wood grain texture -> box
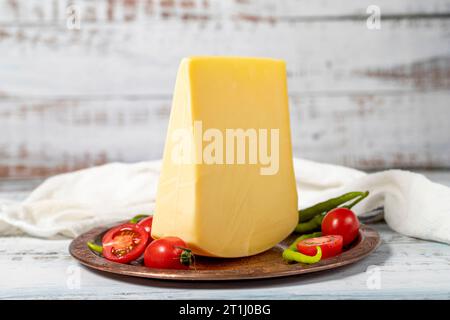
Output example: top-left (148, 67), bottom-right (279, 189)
top-left (1, 0), bottom-right (450, 23)
top-left (0, 97), bottom-right (170, 177)
top-left (1, 91), bottom-right (448, 178)
top-left (0, 0), bottom-right (450, 177)
top-left (2, 17), bottom-right (450, 96)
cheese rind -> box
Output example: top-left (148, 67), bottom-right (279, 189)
top-left (152, 57), bottom-right (298, 258)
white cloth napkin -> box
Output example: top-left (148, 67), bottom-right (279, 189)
top-left (1, 159), bottom-right (449, 244)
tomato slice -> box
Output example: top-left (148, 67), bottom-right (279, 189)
top-left (102, 223), bottom-right (149, 264)
top-left (297, 235), bottom-right (343, 259)
top-left (137, 216), bottom-right (154, 240)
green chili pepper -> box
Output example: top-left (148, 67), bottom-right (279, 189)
top-left (87, 241), bottom-right (103, 254)
top-left (298, 191), bottom-right (369, 222)
top-left (343, 191), bottom-right (369, 210)
top-left (282, 246), bottom-right (322, 264)
top-left (282, 231), bottom-right (322, 264)
top-left (129, 214), bottom-right (150, 224)
top-left (295, 214), bottom-right (324, 234)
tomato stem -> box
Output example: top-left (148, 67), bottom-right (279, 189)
top-left (179, 248), bottom-right (194, 267)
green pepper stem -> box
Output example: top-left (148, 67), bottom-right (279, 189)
top-left (299, 191), bottom-right (368, 222)
top-left (87, 241), bottom-right (103, 254)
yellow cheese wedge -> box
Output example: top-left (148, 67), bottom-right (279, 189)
top-left (152, 57), bottom-right (298, 258)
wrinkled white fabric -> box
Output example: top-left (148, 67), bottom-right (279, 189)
top-left (1, 158), bottom-right (449, 244)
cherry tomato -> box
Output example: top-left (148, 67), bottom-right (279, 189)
top-left (321, 207), bottom-right (360, 246)
top-left (144, 237), bottom-right (193, 270)
top-left (297, 235), bottom-right (343, 259)
top-left (137, 216), bottom-right (154, 240)
top-left (102, 223), bottom-right (149, 264)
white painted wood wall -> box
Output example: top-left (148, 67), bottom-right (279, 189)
top-left (1, 0), bottom-right (450, 178)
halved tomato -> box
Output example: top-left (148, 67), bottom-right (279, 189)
top-left (102, 223), bottom-right (149, 264)
top-left (297, 235), bottom-right (343, 259)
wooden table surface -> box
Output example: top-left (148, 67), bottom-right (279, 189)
top-left (1, 171), bottom-right (450, 300)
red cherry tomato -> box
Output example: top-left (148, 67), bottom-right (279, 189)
top-left (102, 223), bottom-right (149, 264)
top-left (138, 216), bottom-right (154, 240)
top-left (144, 237), bottom-right (193, 270)
top-left (297, 235), bottom-right (343, 259)
top-left (321, 207), bottom-right (360, 246)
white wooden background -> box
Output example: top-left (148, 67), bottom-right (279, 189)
top-left (1, 0), bottom-right (450, 178)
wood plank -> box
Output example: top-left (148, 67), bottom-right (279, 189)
top-left (290, 91), bottom-right (450, 169)
top-left (0, 91), bottom-right (448, 178)
top-left (1, 0), bottom-right (449, 175)
top-left (229, 0), bottom-right (450, 19)
top-left (1, 0), bottom-right (450, 25)
top-left (1, 18), bottom-right (449, 97)
top-left (0, 97), bottom-right (170, 177)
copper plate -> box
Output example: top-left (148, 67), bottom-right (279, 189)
top-left (69, 224), bottom-right (380, 281)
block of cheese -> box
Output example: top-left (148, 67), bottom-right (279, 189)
top-left (152, 57), bottom-right (298, 258)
